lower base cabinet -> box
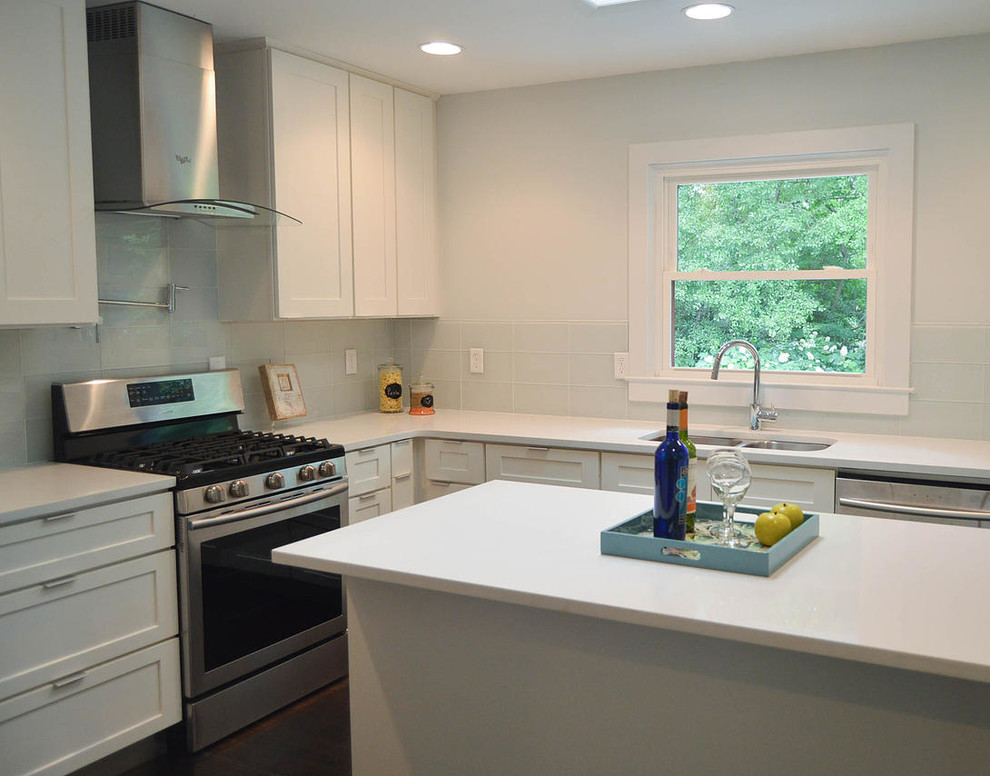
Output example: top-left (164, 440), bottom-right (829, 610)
top-left (485, 444), bottom-right (600, 490)
top-left (602, 452), bottom-right (835, 513)
top-left (345, 440), bottom-right (416, 522)
top-left (349, 489), bottom-right (392, 523)
top-left (0, 638), bottom-right (180, 776)
top-left (0, 488), bottom-right (179, 776)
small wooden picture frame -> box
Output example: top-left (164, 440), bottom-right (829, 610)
top-left (258, 364), bottom-right (307, 421)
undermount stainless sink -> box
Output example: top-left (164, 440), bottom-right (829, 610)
top-left (642, 432), bottom-right (833, 452)
top-left (736, 439), bottom-right (832, 452)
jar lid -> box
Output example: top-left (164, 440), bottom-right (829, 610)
top-left (411, 382), bottom-right (434, 391)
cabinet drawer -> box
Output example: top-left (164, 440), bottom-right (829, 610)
top-left (349, 489), bottom-right (392, 524)
top-left (601, 452), bottom-right (654, 495)
top-left (486, 444), bottom-right (600, 489)
top-left (423, 481), bottom-right (474, 501)
top-left (0, 638), bottom-right (180, 776)
top-left (346, 446), bottom-right (391, 496)
top-left (424, 439), bottom-right (485, 485)
top-left (698, 461), bottom-right (835, 513)
top-left (0, 551), bottom-right (178, 701)
top-left (0, 492), bottom-right (173, 595)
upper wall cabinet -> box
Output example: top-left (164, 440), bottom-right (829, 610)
top-left (0, 0), bottom-right (98, 327)
top-left (215, 48), bottom-right (438, 321)
top-left (216, 48), bottom-right (354, 320)
top-left (351, 75), bottom-right (439, 318)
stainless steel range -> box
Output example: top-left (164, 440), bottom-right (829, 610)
top-left (52, 369), bottom-right (349, 752)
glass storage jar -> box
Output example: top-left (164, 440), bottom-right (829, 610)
top-left (378, 361), bottom-right (404, 413)
top-left (409, 379), bottom-right (435, 415)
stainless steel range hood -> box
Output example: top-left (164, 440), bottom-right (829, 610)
top-left (86, 2), bottom-right (298, 225)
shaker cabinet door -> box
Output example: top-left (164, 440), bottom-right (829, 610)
top-left (0, 0), bottom-right (97, 326)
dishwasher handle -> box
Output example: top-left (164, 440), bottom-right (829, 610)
top-left (837, 497), bottom-right (990, 522)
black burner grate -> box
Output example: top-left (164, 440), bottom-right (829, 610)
top-left (86, 430), bottom-right (338, 480)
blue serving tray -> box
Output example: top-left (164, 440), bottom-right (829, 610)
top-left (600, 501), bottom-right (819, 577)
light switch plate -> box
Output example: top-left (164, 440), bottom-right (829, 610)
top-left (345, 349), bottom-right (358, 375)
top-left (209, 356), bottom-right (226, 371)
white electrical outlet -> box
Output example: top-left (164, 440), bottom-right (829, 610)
top-left (469, 347), bottom-right (484, 374)
top-left (613, 352), bottom-right (629, 379)
top-left (345, 349), bottom-right (358, 375)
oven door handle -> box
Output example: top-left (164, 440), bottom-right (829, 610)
top-left (188, 482), bottom-right (349, 530)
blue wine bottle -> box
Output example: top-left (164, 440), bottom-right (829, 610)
top-left (654, 389), bottom-right (690, 540)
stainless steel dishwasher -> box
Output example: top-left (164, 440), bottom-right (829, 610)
top-left (835, 473), bottom-right (990, 528)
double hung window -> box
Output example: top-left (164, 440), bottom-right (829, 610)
top-left (627, 125), bottom-right (914, 414)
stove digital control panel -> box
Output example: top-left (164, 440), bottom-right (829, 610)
top-left (127, 378), bottom-right (195, 408)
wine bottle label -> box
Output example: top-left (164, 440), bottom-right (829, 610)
top-left (687, 458), bottom-right (697, 514)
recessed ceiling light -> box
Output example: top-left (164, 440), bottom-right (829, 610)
top-left (420, 41), bottom-right (462, 56)
top-left (683, 3), bottom-right (734, 20)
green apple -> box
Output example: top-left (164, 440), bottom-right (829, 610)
top-left (755, 511), bottom-right (792, 547)
top-left (771, 502), bottom-right (804, 530)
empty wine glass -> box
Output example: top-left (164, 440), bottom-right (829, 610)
top-left (707, 448), bottom-right (752, 547)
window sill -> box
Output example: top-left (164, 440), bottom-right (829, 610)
top-left (626, 376), bottom-right (911, 415)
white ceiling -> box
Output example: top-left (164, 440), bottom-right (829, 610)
top-left (150, 0), bottom-right (990, 95)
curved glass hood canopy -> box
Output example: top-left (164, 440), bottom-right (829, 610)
top-left (87, 2), bottom-right (300, 227)
top-left (99, 199), bottom-right (301, 227)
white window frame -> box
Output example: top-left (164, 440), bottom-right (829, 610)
top-left (627, 124), bottom-right (915, 415)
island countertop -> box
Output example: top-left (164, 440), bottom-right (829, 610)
top-left (274, 479), bottom-right (990, 684)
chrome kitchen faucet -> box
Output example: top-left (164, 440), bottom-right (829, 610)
top-left (710, 340), bottom-right (778, 431)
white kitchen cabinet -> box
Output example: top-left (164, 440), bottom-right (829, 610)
top-left (698, 460), bottom-right (835, 513)
top-left (602, 452), bottom-right (710, 500)
top-left (351, 75), bottom-right (439, 318)
top-left (350, 74), bottom-right (397, 317)
top-left (0, 552), bottom-right (177, 700)
top-left (390, 438), bottom-right (415, 510)
top-left (424, 439), bottom-right (486, 485)
top-left (394, 88), bottom-right (439, 316)
top-left (422, 439), bottom-right (486, 501)
top-left (0, 491), bottom-right (173, 595)
top-left (216, 47), bottom-right (353, 320)
top-left (423, 481), bottom-right (475, 501)
top-left (349, 489), bottom-right (392, 524)
top-left (485, 444), bottom-right (600, 490)
top-left (0, 0), bottom-right (98, 327)
top-left (0, 487), bottom-right (179, 776)
top-left (0, 640), bottom-right (180, 776)
top-left (346, 445), bottom-right (392, 497)
top-left (345, 440), bottom-right (417, 521)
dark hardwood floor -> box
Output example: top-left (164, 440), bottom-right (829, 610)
top-left (120, 679), bottom-right (351, 776)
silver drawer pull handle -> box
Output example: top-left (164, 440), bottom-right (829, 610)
top-left (42, 576), bottom-right (78, 590)
top-left (838, 497), bottom-right (990, 521)
top-left (358, 448), bottom-right (377, 455)
top-left (44, 512), bottom-right (77, 522)
top-left (527, 446), bottom-right (550, 452)
top-left (358, 492), bottom-right (378, 500)
top-left (52, 671), bottom-right (87, 689)
top-left (394, 472), bottom-right (412, 480)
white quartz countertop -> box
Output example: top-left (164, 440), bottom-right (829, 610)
top-left (284, 409), bottom-right (990, 481)
top-left (0, 463), bottom-right (174, 526)
top-left (274, 479), bottom-right (990, 684)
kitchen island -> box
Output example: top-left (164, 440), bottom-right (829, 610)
top-left (273, 480), bottom-right (990, 776)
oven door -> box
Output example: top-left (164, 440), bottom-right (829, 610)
top-left (178, 481), bottom-right (348, 698)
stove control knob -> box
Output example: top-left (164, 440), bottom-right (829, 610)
top-left (298, 465), bottom-right (317, 482)
top-left (318, 461), bottom-right (337, 479)
top-left (266, 472), bottom-right (286, 490)
top-left (229, 480), bottom-right (249, 499)
top-left (204, 485), bottom-right (226, 504)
